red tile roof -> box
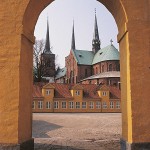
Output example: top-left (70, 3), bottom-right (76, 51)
top-left (81, 84), bottom-right (100, 99)
top-left (33, 85), bottom-right (44, 99)
top-left (109, 86), bottom-right (121, 99)
top-left (51, 83), bottom-right (73, 99)
top-left (33, 83), bottom-right (121, 100)
top-left (51, 83), bottom-right (100, 99)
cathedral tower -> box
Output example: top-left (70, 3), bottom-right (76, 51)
top-left (41, 18), bottom-right (55, 81)
top-left (92, 9), bottom-right (101, 53)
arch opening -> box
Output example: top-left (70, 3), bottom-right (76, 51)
top-left (23, 2), bottom-right (125, 149)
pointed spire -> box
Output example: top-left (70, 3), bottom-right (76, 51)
top-left (92, 9), bottom-right (101, 53)
top-left (71, 20), bottom-right (76, 50)
top-left (93, 9), bottom-right (100, 40)
top-left (44, 17), bottom-right (52, 54)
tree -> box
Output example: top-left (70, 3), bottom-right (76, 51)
top-left (33, 39), bottom-right (59, 82)
top-left (33, 39), bottom-right (45, 82)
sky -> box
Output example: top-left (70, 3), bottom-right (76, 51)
top-left (34, 0), bottom-right (119, 68)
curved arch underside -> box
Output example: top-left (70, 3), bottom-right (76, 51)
top-left (23, 0), bottom-right (127, 38)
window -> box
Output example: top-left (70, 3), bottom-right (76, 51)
top-left (109, 79), bottom-right (112, 85)
top-left (102, 91), bottom-right (107, 96)
top-left (96, 67), bottom-right (98, 74)
top-left (62, 102), bottom-right (67, 109)
top-left (117, 64), bottom-right (120, 71)
top-left (89, 102), bottom-right (94, 109)
top-left (96, 101), bottom-right (101, 109)
top-left (54, 101), bottom-right (59, 109)
top-left (32, 101), bottom-right (35, 109)
top-left (70, 71), bottom-right (74, 78)
top-left (110, 102), bottom-right (114, 109)
top-left (69, 102), bottom-right (74, 109)
top-left (82, 102), bottom-right (86, 109)
top-left (109, 64), bottom-right (112, 71)
top-left (116, 101), bottom-right (120, 109)
top-left (102, 65), bottom-right (104, 72)
top-left (102, 102), bottom-right (107, 109)
top-left (46, 90), bottom-right (50, 95)
top-left (76, 102), bottom-right (80, 109)
top-left (46, 101), bottom-right (51, 109)
top-left (76, 90), bottom-right (80, 96)
top-left (38, 101), bottom-right (43, 109)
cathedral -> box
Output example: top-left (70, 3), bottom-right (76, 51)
top-left (56, 11), bottom-right (120, 88)
top-left (32, 12), bottom-right (121, 113)
top-left (40, 12), bottom-right (120, 88)
top-left (40, 19), bottom-right (55, 82)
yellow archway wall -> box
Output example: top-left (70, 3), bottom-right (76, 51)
top-left (0, 0), bottom-right (149, 149)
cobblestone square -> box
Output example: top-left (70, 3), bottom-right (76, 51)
top-left (33, 113), bottom-right (121, 150)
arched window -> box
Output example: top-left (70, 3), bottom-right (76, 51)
top-left (102, 65), bottom-right (104, 72)
top-left (109, 64), bottom-right (112, 71)
top-left (117, 64), bottom-right (120, 71)
top-left (96, 67), bottom-right (98, 74)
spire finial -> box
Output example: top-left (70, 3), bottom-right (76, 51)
top-left (95, 8), bottom-right (96, 15)
top-left (110, 39), bottom-right (113, 45)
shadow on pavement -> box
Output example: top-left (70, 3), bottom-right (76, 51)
top-left (32, 120), bottom-right (62, 138)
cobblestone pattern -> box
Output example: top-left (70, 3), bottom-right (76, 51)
top-left (33, 113), bottom-right (121, 150)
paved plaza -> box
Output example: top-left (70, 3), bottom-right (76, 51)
top-left (32, 113), bottom-right (121, 150)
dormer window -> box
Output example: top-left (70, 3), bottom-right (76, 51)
top-left (100, 52), bottom-right (103, 55)
top-left (102, 91), bottom-right (107, 96)
top-left (76, 90), bottom-right (80, 95)
top-left (79, 54), bottom-right (82, 57)
top-left (46, 90), bottom-right (50, 95)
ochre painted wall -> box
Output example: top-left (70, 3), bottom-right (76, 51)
top-left (0, 0), bottom-right (149, 147)
top-left (33, 87), bottom-right (121, 113)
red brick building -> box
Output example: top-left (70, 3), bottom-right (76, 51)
top-left (60, 12), bottom-right (120, 87)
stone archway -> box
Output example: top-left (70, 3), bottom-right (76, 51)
top-left (0, 0), bottom-right (149, 150)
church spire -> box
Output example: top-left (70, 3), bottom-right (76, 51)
top-left (92, 9), bottom-right (101, 53)
top-left (71, 20), bottom-right (76, 50)
top-left (44, 17), bottom-right (52, 54)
